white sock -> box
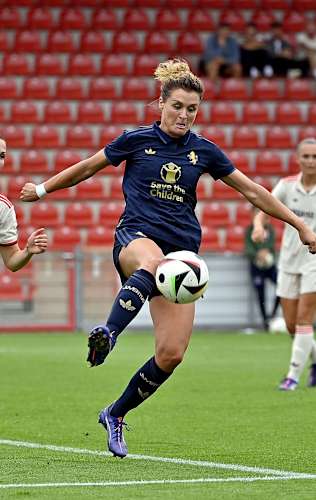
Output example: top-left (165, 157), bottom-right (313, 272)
top-left (310, 339), bottom-right (316, 364)
top-left (287, 325), bottom-right (314, 382)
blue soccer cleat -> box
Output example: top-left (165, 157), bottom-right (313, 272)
top-left (307, 363), bottom-right (316, 387)
top-left (279, 377), bottom-right (298, 391)
top-left (98, 405), bottom-right (128, 458)
top-left (87, 325), bottom-right (116, 367)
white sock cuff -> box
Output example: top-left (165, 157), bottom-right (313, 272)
top-left (295, 325), bottom-right (314, 335)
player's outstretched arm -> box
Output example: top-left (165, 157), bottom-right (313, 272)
top-left (222, 170), bottom-right (316, 253)
top-left (20, 150), bottom-right (110, 202)
top-left (0, 228), bottom-right (48, 272)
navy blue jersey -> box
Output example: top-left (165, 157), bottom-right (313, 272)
top-left (105, 122), bottom-right (235, 251)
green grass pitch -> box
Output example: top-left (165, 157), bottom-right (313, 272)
top-left (0, 330), bottom-right (316, 499)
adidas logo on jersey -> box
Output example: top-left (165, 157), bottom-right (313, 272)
top-left (119, 299), bottom-right (136, 311)
top-left (145, 148), bottom-right (156, 155)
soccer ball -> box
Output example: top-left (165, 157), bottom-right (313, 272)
top-left (269, 317), bottom-right (288, 334)
top-left (155, 250), bottom-right (209, 304)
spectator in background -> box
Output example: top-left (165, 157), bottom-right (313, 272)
top-left (201, 24), bottom-right (241, 81)
top-left (240, 24), bottom-right (270, 78)
top-left (265, 22), bottom-right (310, 78)
top-left (297, 19), bottom-right (316, 79)
top-left (0, 138), bottom-right (48, 271)
top-left (244, 216), bottom-right (280, 331)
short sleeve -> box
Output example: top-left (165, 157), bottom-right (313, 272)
top-left (206, 144), bottom-right (235, 180)
top-left (0, 205), bottom-right (18, 246)
top-left (272, 179), bottom-right (287, 203)
top-left (104, 130), bottom-right (134, 167)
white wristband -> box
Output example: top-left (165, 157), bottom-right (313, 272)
top-left (35, 183), bottom-right (47, 199)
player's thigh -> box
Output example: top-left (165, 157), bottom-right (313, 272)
top-left (297, 293), bottom-right (316, 324)
top-left (280, 298), bottom-right (298, 335)
top-left (149, 295), bottom-right (195, 364)
top-left (119, 238), bottom-right (164, 277)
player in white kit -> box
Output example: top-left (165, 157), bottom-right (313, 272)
top-left (0, 138), bottom-right (48, 270)
top-left (253, 138), bottom-right (316, 390)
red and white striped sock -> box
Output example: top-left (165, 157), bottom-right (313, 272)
top-left (288, 325), bottom-right (314, 382)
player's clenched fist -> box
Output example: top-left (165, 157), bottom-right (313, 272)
top-left (20, 182), bottom-right (38, 202)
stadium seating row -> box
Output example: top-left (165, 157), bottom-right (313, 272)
top-left (1, 77), bottom-right (315, 101)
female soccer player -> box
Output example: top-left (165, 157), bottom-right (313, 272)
top-left (20, 60), bottom-right (316, 457)
top-left (253, 138), bottom-right (316, 391)
top-left (0, 138), bottom-right (48, 270)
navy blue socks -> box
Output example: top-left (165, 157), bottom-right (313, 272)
top-left (111, 356), bottom-right (172, 417)
top-left (106, 269), bottom-right (156, 337)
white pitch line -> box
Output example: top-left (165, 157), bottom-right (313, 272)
top-left (0, 475), bottom-right (315, 490)
top-left (1, 439), bottom-right (316, 479)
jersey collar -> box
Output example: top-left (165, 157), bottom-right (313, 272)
top-left (297, 173), bottom-right (316, 195)
top-left (153, 121), bottom-right (191, 146)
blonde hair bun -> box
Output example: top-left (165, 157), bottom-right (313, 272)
top-left (154, 59), bottom-right (192, 83)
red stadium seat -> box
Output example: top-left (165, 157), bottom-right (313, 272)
top-left (54, 150), bottom-right (82, 173)
top-left (58, 8), bottom-right (87, 29)
top-left (176, 33), bottom-right (203, 54)
top-left (224, 226), bottom-right (245, 253)
top-left (287, 153), bottom-right (299, 174)
top-left (99, 126), bottom-right (124, 148)
top-left (154, 9), bottom-right (183, 30)
top-left (227, 151), bottom-right (252, 175)
top-left (110, 102), bottom-right (139, 124)
top-left (143, 104), bottom-right (161, 124)
top-left (29, 202), bottom-right (60, 228)
top-left (307, 104), bottom-right (316, 124)
top-left (23, 78), bottom-right (51, 99)
top-left (0, 7), bottom-right (23, 29)
top-left (242, 102), bottom-right (271, 123)
top-left (98, 202), bottom-right (125, 229)
top-left (20, 150), bottom-right (50, 174)
top-left (264, 127), bottom-right (293, 149)
top-left (112, 31), bottom-right (141, 53)
top-left (7, 176), bottom-right (28, 200)
top-left (0, 105), bottom-right (6, 123)
top-left (55, 78), bottom-right (85, 100)
top-left (168, 0), bottom-right (194, 6)
top-left (77, 102), bottom-right (105, 123)
top-left (218, 79), bottom-right (249, 100)
top-left (194, 104), bottom-right (210, 126)
top-left (65, 126), bottom-right (95, 148)
top-left (284, 79), bottom-right (314, 100)
top-left (85, 226), bottom-right (114, 247)
top-left (64, 202), bottom-right (94, 228)
top-left (188, 10), bottom-right (215, 31)
top-left (122, 78), bottom-right (153, 100)
top-left (197, 178), bottom-right (209, 200)
top-left (199, 0), bottom-right (227, 6)
top-left (259, 0), bottom-right (291, 8)
top-left (212, 180), bottom-right (243, 200)
top-left (283, 12), bottom-right (305, 32)
top-left (76, 177), bottom-right (105, 200)
top-left (51, 226), bottom-right (82, 251)
top-left (2, 126), bottom-right (28, 148)
top-left (232, 126), bottom-right (260, 148)
top-left (134, 0), bottom-right (164, 5)
top-left (0, 272), bottom-right (29, 303)
top-left (3, 54), bottom-right (32, 76)
top-left (32, 126), bottom-right (61, 148)
top-left (255, 152), bottom-right (284, 175)
top-left (252, 79), bottom-right (283, 100)
top-left (144, 32), bottom-right (173, 53)
top-left (27, 7), bottom-right (54, 29)
top-left (275, 103), bottom-right (304, 125)
top-left (250, 10), bottom-right (276, 31)
top-left (1, 152), bottom-right (17, 174)
top-left (123, 9), bottom-right (150, 30)
top-left (36, 54), bottom-right (64, 76)
top-left (201, 79), bottom-right (217, 100)
top-left (92, 9), bottom-right (120, 30)
top-left (14, 30), bottom-right (43, 52)
top-left (228, 0), bottom-right (257, 7)
top-left (89, 78), bottom-right (117, 100)
top-left (49, 187), bottom-right (75, 201)
top-left (201, 202), bottom-right (230, 227)
top-left (108, 178), bottom-right (124, 200)
top-left (292, 0), bottom-right (316, 9)
top-left (80, 31), bottom-right (107, 53)
top-left (10, 101), bottom-right (40, 123)
top-left (47, 31), bottom-right (76, 53)
top-left (0, 78), bottom-right (18, 99)
top-left (298, 126), bottom-right (316, 142)
top-left (134, 55), bottom-right (160, 76)
top-left (101, 55), bottom-right (129, 76)
top-left (200, 226), bottom-right (223, 252)
top-left (234, 202), bottom-right (253, 228)
top-left (211, 103), bottom-right (239, 124)
top-left (44, 101), bottom-right (73, 123)
top-left (68, 54), bottom-right (97, 76)
top-left (13, 205), bottom-right (25, 226)
top-left (219, 10), bottom-right (246, 31)
top-left (199, 126), bottom-right (229, 149)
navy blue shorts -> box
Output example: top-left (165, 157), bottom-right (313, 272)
top-left (113, 227), bottom-right (185, 298)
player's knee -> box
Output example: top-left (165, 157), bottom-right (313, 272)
top-left (285, 321), bottom-right (295, 335)
top-left (139, 255), bottom-right (163, 275)
top-left (155, 345), bottom-right (185, 370)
